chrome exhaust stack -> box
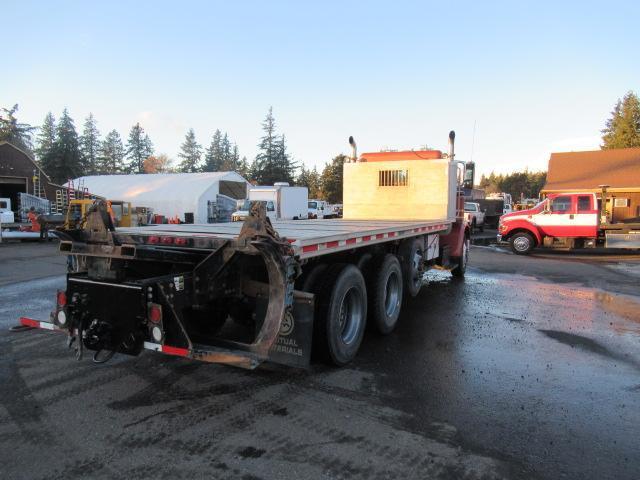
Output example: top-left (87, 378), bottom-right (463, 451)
top-left (348, 136), bottom-right (358, 163)
top-left (448, 130), bottom-right (456, 160)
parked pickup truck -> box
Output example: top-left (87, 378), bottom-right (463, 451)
top-left (0, 198), bottom-right (15, 224)
top-left (464, 202), bottom-right (485, 232)
top-left (498, 190), bottom-right (640, 254)
top-left (18, 131), bottom-right (470, 370)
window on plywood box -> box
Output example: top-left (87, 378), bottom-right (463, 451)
top-left (378, 169), bottom-right (409, 186)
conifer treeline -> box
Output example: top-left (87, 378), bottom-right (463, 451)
top-left (3, 104), bottom-right (352, 203)
top-left (7, 106), bottom-right (302, 188)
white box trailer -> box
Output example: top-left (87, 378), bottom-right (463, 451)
top-left (18, 131), bottom-right (471, 370)
top-left (232, 183), bottom-right (308, 222)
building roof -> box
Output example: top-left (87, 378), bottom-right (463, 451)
top-left (70, 172), bottom-right (246, 200)
top-left (0, 141), bottom-right (53, 182)
top-left (69, 172), bottom-right (249, 221)
top-left (543, 147), bottom-right (640, 191)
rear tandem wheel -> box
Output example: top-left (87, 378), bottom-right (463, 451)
top-left (365, 254), bottom-right (403, 335)
top-left (310, 263), bottom-right (367, 366)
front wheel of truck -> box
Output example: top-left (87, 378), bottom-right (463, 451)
top-left (398, 237), bottom-right (424, 298)
top-left (509, 232), bottom-right (535, 255)
top-left (451, 236), bottom-right (470, 278)
top-left (311, 263), bottom-right (367, 366)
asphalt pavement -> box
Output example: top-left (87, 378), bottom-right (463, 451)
top-left (1, 241), bottom-right (639, 480)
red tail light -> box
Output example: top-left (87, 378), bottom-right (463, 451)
top-left (148, 236), bottom-right (160, 244)
top-left (57, 291), bottom-right (67, 306)
top-left (160, 236), bottom-right (174, 245)
top-left (174, 237), bottom-right (188, 246)
top-left (148, 304), bottom-right (162, 323)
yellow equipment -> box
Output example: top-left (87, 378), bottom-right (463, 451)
top-left (65, 199), bottom-right (133, 229)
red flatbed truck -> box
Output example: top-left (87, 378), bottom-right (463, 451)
top-left (19, 132), bottom-right (470, 369)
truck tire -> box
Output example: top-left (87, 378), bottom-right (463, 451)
top-left (311, 263), bottom-right (367, 366)
top-left (479, 223), bottom-right (484, 233)
top-left (451, 235), bottom-right (470, 278)
top-left (398, 237), bottom-right (424, 298)
top-left (509, 232), bottom-right (535, 255)
top-left (471, 219), bottom-right (476, 234)
top-left (365, 254), bottom-right (403, 334)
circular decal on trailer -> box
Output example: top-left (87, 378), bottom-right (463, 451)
top-left (279, 312), bottom-right (294, 336)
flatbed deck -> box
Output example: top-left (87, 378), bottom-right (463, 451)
top-left (117, 218), bottom-right (453, 259)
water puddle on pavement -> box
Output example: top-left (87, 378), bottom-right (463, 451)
top-left (424, 269), bottom-right (640, 338)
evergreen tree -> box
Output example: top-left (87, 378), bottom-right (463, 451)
top-left (203, 129), bottom-right (224, 171)
top-left (320, 154), bottom-right (347, 204)
top-left (177, 128), bottom-right (202, 172)
top-left (0, 104), bottom-right (35, 151)
top-left (253, 107), bottom-right (278, 184)
top-left (41, 108), bottom-right (82, 183)
top-left (297, 165), bottom-right (321, 198)
top-left (231, 144), bottom-right (240, 170)
top-left (98, 130), bottom-right (125, 174)
top-left (203, 130), bottom-right (242, 172)
top-left (238, 155), bottom-right (250, 179)
top-left (310, 167), bottom-right (321, 198)
top-left (253, 108), bottom-right (297, 184)
top-left (35, 112), bottom-right (56, 162)
top-left (248, 158), bottom-right (260, 183)
top-left (601, 91), bottom-right (640, 149)
top-left (125, 123), bottom-right (154, 173)
top-left (79, 113), bottom-right (101, 175)
top-left (220, 133), bottom-right (232, 170)
top-left (479, 170), bottom-right (547, 199)
top-left (275, 134), bottom-right (297, 184)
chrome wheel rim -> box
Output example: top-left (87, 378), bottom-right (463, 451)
top-left (513, 236), bottom-right (530, 252)
top-left (411, 249), bottom-right (423, 288)
top-left (384, 271), bottom-right (401, 318)
top-left (338, 287), bottom-right (364, 345)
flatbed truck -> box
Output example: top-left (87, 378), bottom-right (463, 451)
top-left (18, 132), bottom-right (470, 369)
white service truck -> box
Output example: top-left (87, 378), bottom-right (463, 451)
top-left (232, 183), bottom-right (308, 222)
top-left (308, 200), bottom-right (333, 219)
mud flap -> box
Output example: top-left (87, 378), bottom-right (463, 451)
top-left (267, 291), bottom-right (314, 368)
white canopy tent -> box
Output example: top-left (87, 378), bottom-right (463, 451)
top-left (70, 172), bottom-right (249, 223)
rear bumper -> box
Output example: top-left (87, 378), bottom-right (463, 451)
top-left (20, 317), bottom-right (62, 331)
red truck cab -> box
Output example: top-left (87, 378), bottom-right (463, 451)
top-left (498, 193), bottom-right (599, 254)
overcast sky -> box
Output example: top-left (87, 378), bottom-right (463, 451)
top-left (3, 0), bottom-right (639, 177)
